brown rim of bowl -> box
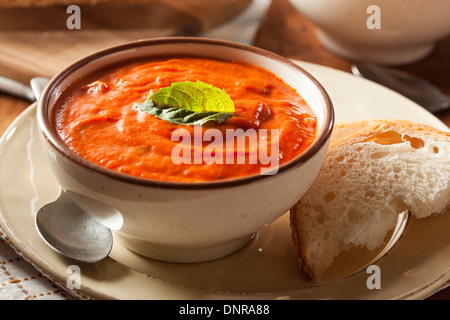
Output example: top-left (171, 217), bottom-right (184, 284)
top-left (37, 37), bottom-right (334, 190)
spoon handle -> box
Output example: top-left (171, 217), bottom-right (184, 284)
top-left (436, 95), bottom-right (450, 113)
top-left (352, 63), bottom-right (450, 114)
top-left (0, 75), bottom-right (36, 102)
top-left (426, 93), bottom-right (450, 113)
top-left (30, 77), bottom-right (50, 100)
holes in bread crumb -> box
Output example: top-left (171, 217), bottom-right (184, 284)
top-left (365, 131), bottom-right (424, 149)
top-left (370, 151), bottom-right (389, 159)
top-left (313, 204), bottom-right (326, 224)
top-left (365, 131), bottom-right (403, 145)
top-left (404, 135), bottom-right (424, 149)
top-left (365, 190), bottom-right (375, 198)
top-left (347, 209), bottom-right (363, 224)
top-left (316, 211), bottom-right (325, 224)
top-left (323, 192), bottom-right (336, 203)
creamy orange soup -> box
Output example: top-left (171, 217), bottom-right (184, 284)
top-left (53, 57), bottom-right (317, 182)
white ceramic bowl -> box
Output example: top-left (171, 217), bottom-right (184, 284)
top-left (290, 0), bottom-right (450, 65)
top-left (36, 37), bottom-right (334, 263)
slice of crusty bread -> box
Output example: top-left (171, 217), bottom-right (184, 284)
top-left (290, 119), bottom-right (450, 281)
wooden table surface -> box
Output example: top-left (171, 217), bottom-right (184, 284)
top-left (0, 0), bottom-right (448, 300)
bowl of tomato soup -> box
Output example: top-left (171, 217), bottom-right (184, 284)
top-left (37, 37), bottom-right (334, 263)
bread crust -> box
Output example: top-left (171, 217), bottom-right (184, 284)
top-left (289, 204), bottom-right (313, 280)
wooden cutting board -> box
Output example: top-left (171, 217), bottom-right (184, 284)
top-left (0, 0), bottom-right (252, 83)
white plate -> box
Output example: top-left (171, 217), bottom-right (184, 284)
top-left (0, 61), bottom-right (448, 300)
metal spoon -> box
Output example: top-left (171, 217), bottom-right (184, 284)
top-left (352, 62), bottom-right (450, 113)
top-left (0, 75), bottom-right (51, 102)
top-left (35, 191), bottom-right (113, 263)
top-left (0, 75), bottom-right (36, 102)
top-left (30, 77), bottom-right (51, 101)
top-left (30, 78), bottom-right (113, 263)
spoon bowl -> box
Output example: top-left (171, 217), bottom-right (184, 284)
top-left (35, 191), bottom-right (113, 263)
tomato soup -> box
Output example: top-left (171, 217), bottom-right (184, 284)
top-left (52, 57), bottom-right (317, 182)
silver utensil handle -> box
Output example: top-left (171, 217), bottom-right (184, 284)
top-left (0, 75), bottom-right (36, 102)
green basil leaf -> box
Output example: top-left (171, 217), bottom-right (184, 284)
top-left (138, 99), bottom-right (233, 126)
top-left (138, 80), bottom-right (235, 125)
